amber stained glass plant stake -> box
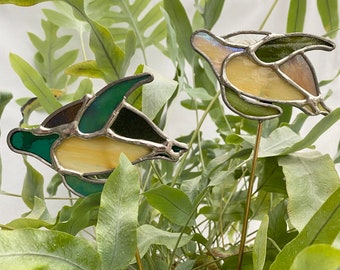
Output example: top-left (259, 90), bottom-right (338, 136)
top-left (191, 29), bottom-right (335, 270)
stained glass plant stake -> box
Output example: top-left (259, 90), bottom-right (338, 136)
top-left (191, 29), bottom-right (335, 270)
top-left (7, 73), bottom-right (188, 197)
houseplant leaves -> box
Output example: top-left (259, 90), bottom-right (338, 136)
top-left (0, 228), bottom-right (101, 270)
top-left (144, 184), bottom-right (195, 226)
top-left (96, 154), bottom-right (139, 270)
top-left (9, 53), bottom-right (61, 114)
top-left (270, 187), bottom-right (340, 270)
top-left (279, 152), bottom-right (340, 231)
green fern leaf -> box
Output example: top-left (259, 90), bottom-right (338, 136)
top-left (28, 20), bottom-right (78, 89)
top-left (87, 0), bottom-right (166, 60)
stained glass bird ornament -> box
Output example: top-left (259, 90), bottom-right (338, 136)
top-left (191, 29), bottom-right (335, 120)
top-left (7, 73), bottom-right (188, 196)
top-left (191, 29), bottom-right (335, 270)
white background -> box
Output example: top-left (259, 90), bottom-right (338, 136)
top-left (0, 1), bottom-right (339, 224)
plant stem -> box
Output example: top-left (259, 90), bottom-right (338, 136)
top-left (167, 187), bottom-right (210, 270)
top-left (135, 249), bottom-right (143, 270)
top-left (0, 224), bottom-right (14, 230)
top-left (259, 0), bottom-right (279, 30)
top-left (267, 237), bottom-right (282, 252)
top-left (237, 120), bottom-right (263, 270)
top-left (171, 89), bottom-right (221, 187)
top-left (80, 29), bottom-right (87, 61)
top-left (0, 191), bottom-right (78, 200)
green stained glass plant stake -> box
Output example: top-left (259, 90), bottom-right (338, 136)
top-left (8, 73), bottom-right (188, 197)
top-left (191, 29), bottom-right (335, 269)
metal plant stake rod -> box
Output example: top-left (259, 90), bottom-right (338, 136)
top-left (191, 29), bottom-right (335, 269)
top-left (7, 73), bottom-right (188, 197)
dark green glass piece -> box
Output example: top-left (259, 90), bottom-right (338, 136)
top-left (255, 35), bottom-right (334, 63)
top-left (172, 145), bottom-right (184, 153)
top-left (111, 107), bottom-right (164, 143)
top-left (9, 130), bottom-right (59, 163)
top-left (42, 100), bottom-right (84, 128)
top-left (64, 175), bottom-right (103, 196)
top-left (78, 73), bottom-right (153, 133)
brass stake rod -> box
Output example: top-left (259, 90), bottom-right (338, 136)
top-left (237, 120), bottom-right (263, 270)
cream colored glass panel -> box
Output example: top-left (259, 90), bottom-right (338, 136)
top-left (55, 136), bottom-right (151, 174)
top-left (225, 55), bottom-right (305, 101)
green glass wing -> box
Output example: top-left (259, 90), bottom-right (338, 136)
top-left (255, 34), bottom-right (335, 63)
top-left (78, 73), bottom-right (153, 133)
